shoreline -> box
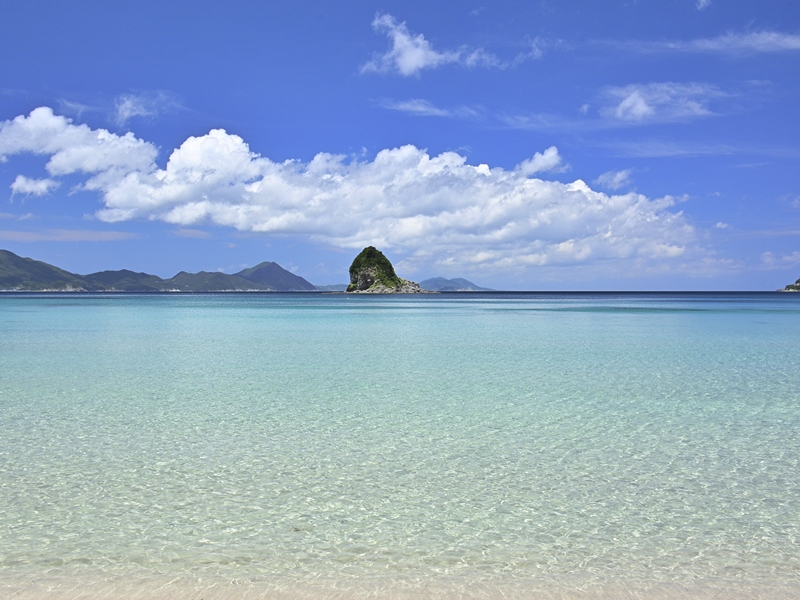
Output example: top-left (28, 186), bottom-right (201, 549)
top-left (2, 573), bottom-right (799, 600)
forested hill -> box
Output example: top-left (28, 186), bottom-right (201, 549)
top-left (0, 250), bottom-right (317, 292)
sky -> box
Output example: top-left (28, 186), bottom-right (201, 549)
top-left (0, 0), bottom-right (798, 290)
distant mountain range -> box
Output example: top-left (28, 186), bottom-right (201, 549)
top-left (0, 249), bottom-right (494, 292)
top-left (419, 277), bottom-right (493, 291)
top-left (0, 249), bottom-right (316, 292)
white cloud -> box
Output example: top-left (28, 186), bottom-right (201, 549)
top-left (500, 112), bottom-right (584, 133)
top-left (594, 169), bottom-right (633, 191)
top-left (361, 15), bottom-right (550, 76)
top-left (511, 37), bottom-right (546, 66)
top-left (464, 48), bottom-right (504, 69)
top-left (114, 91), bottom-right (179, 126)
top-left (380, 99), bottom-right (480, 118)
top-left (683, 31), bottom-right (800, 52)
top-left (761, 251), bottom-right (800, 269)
top-left (115, 95), bottom-right (153, 125)
top-left (601, 83), bottom-right (723, 123)
top-left (362, 14), bottom-right (512, 76)
top-left (611, 90), bottom-right (654, 121)
top-left (58, 100), bottom-right (98, 120)
top-left (10, 175), bottom-right (60, 196)
top-left (715, 222), bottom-right (729, 229)
top-left (630, 31), bottom-right (800, 54)
top-left (696, 0), bottom-right (711, 10)
top-left (0, 107), bottom-right (704, 274)
top-left (0, 106), bottom-right (158, 183)
top-left (361, 14), bottom-right (463, 76)
top-left (600, 140), bottom-right (737, 157)
top-left (503, 82), bottom-right (724, 132)
top-left (516, 146), bottom-right (564, 176)
top-left (383, 99), bottom-right (449, 117)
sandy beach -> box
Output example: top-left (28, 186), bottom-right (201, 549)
top-left (2, 574), bottom-right (799, 600)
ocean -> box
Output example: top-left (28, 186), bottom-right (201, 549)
top-left (1, 292), bottom-right (798, 599)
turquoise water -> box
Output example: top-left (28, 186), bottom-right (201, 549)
top-left (1, 293), bottom-right (799, 597)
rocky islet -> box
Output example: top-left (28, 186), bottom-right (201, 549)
top-left (346, 246), bottom-right (429, 294)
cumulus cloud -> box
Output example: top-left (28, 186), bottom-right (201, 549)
top-left (601, 83), bottom-right (723, 122)
top-left (594, 169), bottom-right (633, 191)
top-left (10, 175), bottom-right (60, 196)
top-left (0, 107), bottom-right (157, 179)
top-left (0, 107), bottom-right (702, 273)
top-left (696, 0), bottom-right (711, 10)
top-left (516, 146), bottom-right (564, 176)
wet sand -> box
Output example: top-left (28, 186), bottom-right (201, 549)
top-left (2, 574), bottom-right (798, 600)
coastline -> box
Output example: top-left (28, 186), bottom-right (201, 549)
top-left (3, 573), bottom-right (799, 600)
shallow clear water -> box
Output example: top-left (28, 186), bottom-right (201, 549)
top-left (1, 293), bottom-right (799, 596)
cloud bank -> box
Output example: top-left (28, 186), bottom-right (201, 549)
top-left (0, 107), bottom-right (701, 273)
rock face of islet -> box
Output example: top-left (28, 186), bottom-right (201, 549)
top-left (345, 246), bottom-right (430, 294)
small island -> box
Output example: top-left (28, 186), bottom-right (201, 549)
top-left (781, 277), bottom-right (800, 292)
top-left (346, 246), bottom-right (430, 294)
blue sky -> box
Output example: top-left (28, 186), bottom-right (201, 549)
top-left (0, 0), bottom-right (798, 290)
